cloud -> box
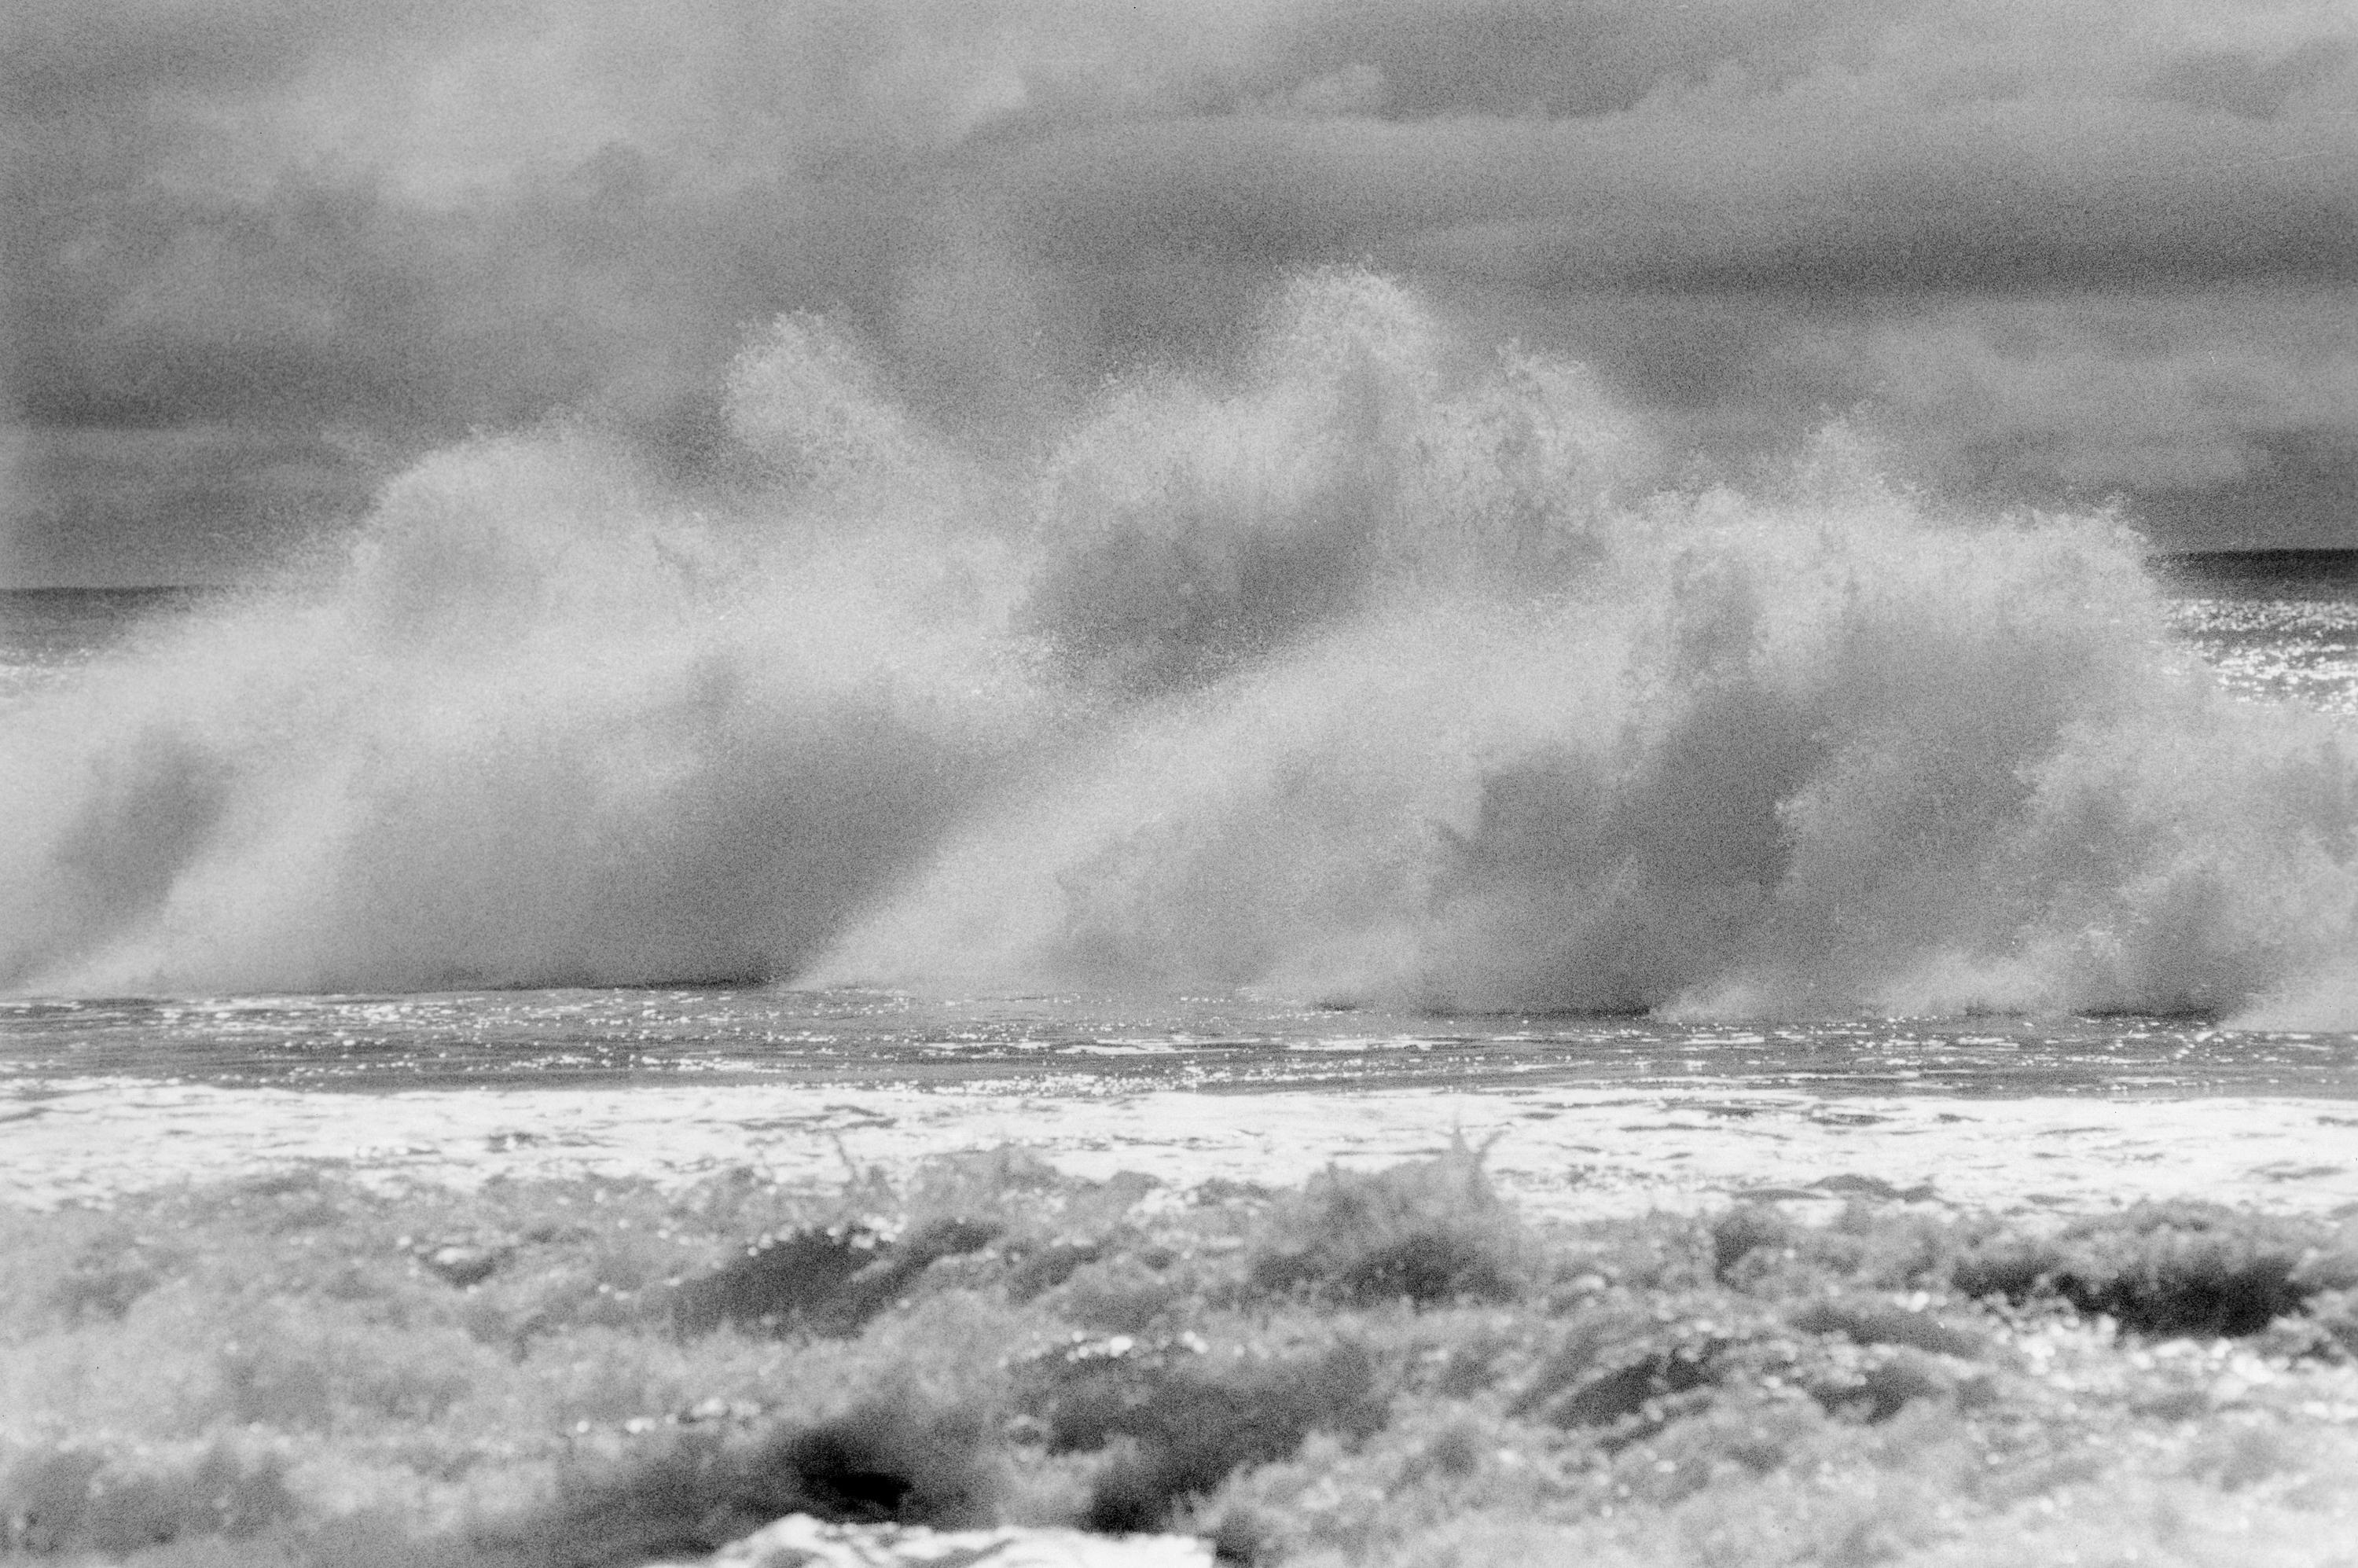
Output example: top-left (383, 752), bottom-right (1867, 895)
top-left (1835, 292), bottom-right (2358, 490)
top-left (5, 0), bottom-right (2355, 580)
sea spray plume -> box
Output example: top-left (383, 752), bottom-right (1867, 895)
top-left (725, 313), bottom-right (937, 505)
top-left (822, 272), bottom-right (1653, 987)
top-left (1021, 270), bottom-right (1647, 699)
top-left (1328, 483), bottom-right (2358, 1017)
top-left (1019, 273), bottom-right (1431, 700)
top-left (11, 267), bottom-right (2358, 1013)
top-left (823, 342), bottom-right (2358, 1017)
top-left (0, 344), bottom-right (1038, 993)
top-left (1410, 465), bottom-right (2204, 1014)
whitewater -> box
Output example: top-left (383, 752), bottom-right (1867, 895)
top-left (9, 267), bottom-right (2358, 1224)
top-left (4, 269), bottom-right (2355, 1023)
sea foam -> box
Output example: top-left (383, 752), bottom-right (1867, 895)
top-left (4, 270), bottom-right (2354, 1020)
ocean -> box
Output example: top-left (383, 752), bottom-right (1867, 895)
top-left (4, 275), bottom-right (2357, 1214)
top-left (6, 551), bottom-right (2357, 1213)
top-left (11, 277), bottom-right (2358, 1567)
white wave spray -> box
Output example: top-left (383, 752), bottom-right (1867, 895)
top-left (5, 271), bottom-right (2356, 1020)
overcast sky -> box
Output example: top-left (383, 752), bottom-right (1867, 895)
top-left (4, 0), bottom-right (2354, 584)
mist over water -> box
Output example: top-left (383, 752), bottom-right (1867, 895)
top-left (4, 271), bottom-right (2356, 1023)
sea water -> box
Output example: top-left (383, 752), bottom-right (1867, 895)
top-left (4, 272), bottom-right (2357, 1211)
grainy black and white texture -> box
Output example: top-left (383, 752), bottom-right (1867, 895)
top-left (6, 0), bottom-right (2354, 584)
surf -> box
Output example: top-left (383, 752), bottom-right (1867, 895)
top-left (3, 270), bottom-right (2354, 1022)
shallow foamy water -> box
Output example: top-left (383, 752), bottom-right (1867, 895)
top-left (6, 990), bottom-right (2355, 1216)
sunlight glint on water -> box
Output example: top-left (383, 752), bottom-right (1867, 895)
top-left (2161, 554), bottom-right (2358, 718)
top-left (4, 986), bottom-right (2357, 1098)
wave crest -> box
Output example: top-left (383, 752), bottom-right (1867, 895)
top-left (6, 270), bottom-right (2355, 1021)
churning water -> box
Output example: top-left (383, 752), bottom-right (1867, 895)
top-left (6, 272), bottom-right (2358, 1114)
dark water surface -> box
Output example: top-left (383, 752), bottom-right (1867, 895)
top-left (0, 586), bottom-right (231, 701)
top-left (6, 989), bottom-right (2356, 1101)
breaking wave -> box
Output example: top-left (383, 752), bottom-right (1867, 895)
top-left (5, 270), bottom-right (2356, 1021)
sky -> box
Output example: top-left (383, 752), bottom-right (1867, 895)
top-left (3, 0), bottom-right (2354, 585)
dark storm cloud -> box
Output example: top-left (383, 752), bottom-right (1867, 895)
top-left (2148, 35), bottom-right (2356, 121)
top-left (5, 0), bottom-right (2355, 580)
top-left (4, 0), bottom-right (388, 113)
top-left (982, 99), bottom-right (2358, 292)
